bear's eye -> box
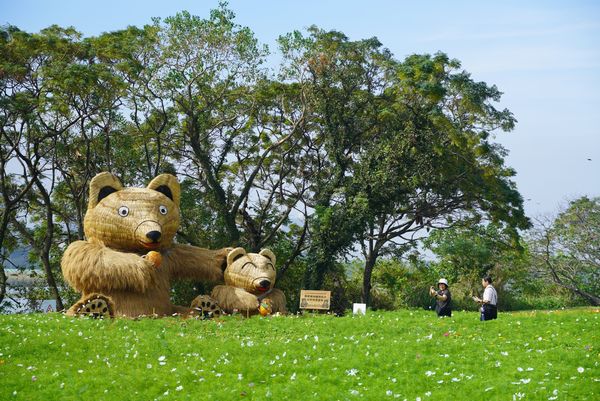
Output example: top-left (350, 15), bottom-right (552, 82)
top-left (159, 205), bottom-right (168, 215)
top-left (118, 206), bottom-right (129, 217)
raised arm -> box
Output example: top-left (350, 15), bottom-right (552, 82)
top-left (211, 285), bottom-right (260, 315)
top-left (162, 244), bottom-right (228, 283)
top-left (267, 288), bottom-right (288, 314)
top-left (61, 239), bottom-right (157, 293)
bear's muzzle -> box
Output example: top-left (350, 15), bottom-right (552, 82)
top-left (135, 220), bottom-right (163, 250)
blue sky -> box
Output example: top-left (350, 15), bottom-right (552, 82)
top-left (2, 0), bottom-right (599, 218)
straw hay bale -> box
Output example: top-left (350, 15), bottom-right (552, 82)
top-left (61, 172), bottom-right (229, 318)
top-left (207, 247), bottom-right (287, 316)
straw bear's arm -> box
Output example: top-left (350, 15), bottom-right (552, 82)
top-left (211, 285), bottom-right (260, 314)
top-left (267, 288), bottom-right (288, 314)
top-left (61, 239), bottom-right (156, 293)
top-left (163, 244), bottom-right (227, 282)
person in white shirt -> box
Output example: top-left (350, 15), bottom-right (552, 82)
top-left (473, 276), bottom-right (498, 320)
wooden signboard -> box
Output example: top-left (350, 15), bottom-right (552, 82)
top-left (299, 290), bottom-right (331, 310)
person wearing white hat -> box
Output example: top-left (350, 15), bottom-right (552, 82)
top-left (429, 278), bottom-right (452, 317)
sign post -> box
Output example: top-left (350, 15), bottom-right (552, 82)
top-left (299, 290), bottom-right (331, 311)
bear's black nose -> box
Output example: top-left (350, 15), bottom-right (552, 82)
top-left (259, 280), bottom-right (271, 289)
top-left (146, 231), bottom-right (162, 242)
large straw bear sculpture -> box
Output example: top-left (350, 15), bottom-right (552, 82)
top-left (61, 172), bottom-right (229, 318)
top-left (197, 247), bottom-right (287, 317)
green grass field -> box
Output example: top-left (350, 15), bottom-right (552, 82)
top-left (0, 308), bottom-right (598, 401)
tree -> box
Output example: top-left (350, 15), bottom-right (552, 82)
top-left (127, 6), bottom-right (310, 256)
top-left (0, 25), bottom-right (90, 310)
top-left (277, 27), bottom-right (396, 291)
top-left (529, 197), bottom-right (600, 305)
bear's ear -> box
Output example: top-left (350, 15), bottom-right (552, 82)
top-left (227, 247), bottom-right (247, 266)
top-left (147, 174), bottom-right (180, 206)
top-left (88, 172), bottom-right (123, 209)
top-left (259, 249), bottom-right (276, 266)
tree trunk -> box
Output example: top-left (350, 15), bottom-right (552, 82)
top-left (544, 256), bottom-right (600, 306)
top-left (362, 254), bottom-right (376, 306)
top-left (0, 265), bottom-right (6, 307)
top-left (575, 289), bottom-right (600, 306)
top-left (76, 199), bottom-right (85, 240)
top-left (40, 254), bottom-right (64, 311)
top-left (0, 210), bottom-right (10, 306)
top-left (557, 280), bottom-right (600, 306)
top-left (36, 178), bottom-right (65, 311)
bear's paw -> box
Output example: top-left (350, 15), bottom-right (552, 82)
top-left (191, 295), bottom-right (223, 319)
top-left (72, 294), bottom-right (115, 319)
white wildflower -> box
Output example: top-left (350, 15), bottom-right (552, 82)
top-left (425, 370), bottom-right (435, 377)
top-left (346, 368), bottom-right (359, 376)
top-left (176, 386), bottom-right (183, 391)
top-left (577, 367), bottom-right (584, 373)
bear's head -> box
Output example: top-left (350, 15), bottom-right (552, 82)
top-left (225, 248), bottom-right (277, 295)
top-left (83, 172), bottom-right (181, 252)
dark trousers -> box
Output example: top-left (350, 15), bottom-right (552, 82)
top-left (436, 306), bottom-right (451, 317)
top-left (480, 304), bottom-right (497, 321)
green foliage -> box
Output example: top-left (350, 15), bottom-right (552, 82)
top-left (423, 223), bottom-right (527, 282)
top-left (346, 258), bottom-right (438, 310)
top-left (1, 310), bottom-right (598, 400)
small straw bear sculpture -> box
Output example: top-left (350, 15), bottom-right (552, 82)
top-left (195, 247), bottom-right (287, 317)
top-left (61, 172), bottom-right (229, 318)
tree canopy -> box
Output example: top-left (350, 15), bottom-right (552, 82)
top-left (0, 4), bottom-right (534, 310)
top-left (528, 197), bottom-right (600, 305)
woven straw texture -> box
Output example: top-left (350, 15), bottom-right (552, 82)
top-left (61, 172), bottom-right (228, 317)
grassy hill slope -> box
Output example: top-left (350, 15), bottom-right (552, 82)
top-left (1, 309), bottom-right (598, 400)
